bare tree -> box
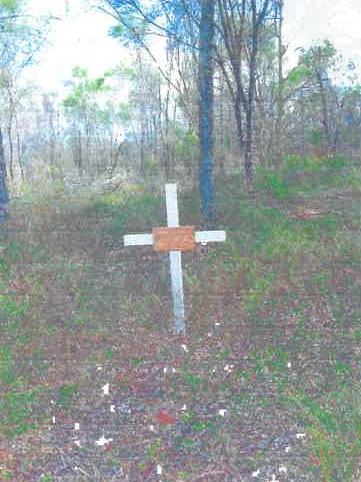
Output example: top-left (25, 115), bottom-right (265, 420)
top-left (199, 0), bottom-right (216, 224)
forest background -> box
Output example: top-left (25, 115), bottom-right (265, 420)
top-left (0, 0), bottom-right (361, 219)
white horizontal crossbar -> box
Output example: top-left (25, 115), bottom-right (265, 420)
top-left (124, 230), bottom-right (226, 247)
top-left (195, 230), bottom-right (226, 244)
top-left (124, 233), bottom-right (154, 246)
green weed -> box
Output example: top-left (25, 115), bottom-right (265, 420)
top-left (0, 295), bottom-right (30, 321)
top-left (39, 475), bottom-right (54, 482)
top-left (255, 168), bottom-right (292, 199)
top-left (0, 387), bottom-right (46, 438)
top-left (1, 469), bottom-right (13, 481)
top-left (285, 387), bottom-right (361, 481)
top-left (146, 439), bottom-right (162, 462)
top-left (57, 383), bottom-right (79, 410)
top-left (0, 346), bottom-right (15, 385)
top-left (109, 189), bottom-right (162, 235)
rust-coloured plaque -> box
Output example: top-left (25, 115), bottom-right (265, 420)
top-left (153, 226), bottom-right (196, 252)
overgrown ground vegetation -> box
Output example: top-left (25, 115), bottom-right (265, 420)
top-left (0, 155), bottom-right (361, 481)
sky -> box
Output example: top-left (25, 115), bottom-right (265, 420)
top-left (284, 0), bottom-right (361, 74)
top-left (24, 0), bottom-right (361, 95)
top-left (24, 0), bottom-right (125, 93)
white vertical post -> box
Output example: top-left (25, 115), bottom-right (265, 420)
top-left (165, 183), bottom-right (180, 227)
top-left (165, 184), bottom-right (185, 334)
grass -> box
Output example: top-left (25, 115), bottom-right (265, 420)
top-left (255, 154), bottom-right (359, 199)
top-left (0, 155), bottom-right (360, 480)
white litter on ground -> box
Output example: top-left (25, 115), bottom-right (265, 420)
top-left (102, 383), bottom-right (110, 396)
top-left (95, 435), bottom-right (113, 446)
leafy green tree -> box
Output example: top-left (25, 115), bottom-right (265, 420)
top-left (63, 66), bottom-right (135, 177)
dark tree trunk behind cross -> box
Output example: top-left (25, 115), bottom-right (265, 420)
top-left (0, 126), bottom-right (9, 223)
top-left (199, 0), bottom-right (215, 225)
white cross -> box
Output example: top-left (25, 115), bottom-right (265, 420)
top-left (124, 183), bottom-right (226, 333)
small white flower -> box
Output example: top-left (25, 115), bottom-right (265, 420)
top-left (287, 362), bottom-right (292, 368)
top-left (95, 435), bottom-right (113, 446)
top-left (52, 416), bottom-right (56, 424)
top-left (157, 464), bottom-right (162, 475)
top-left (218, 409), bottom-right (227, 417)
top-left (279, 465), bottom-right (287, 474)
top-left (74, 422), bottom-right (80, 431)
top-left (102, 383), bottom-right (110, 396)
top-left (285, 446), bottom-right (291, 453)
top-left (50, 399), bottom-right (55, 405)
top-left (110, 405), bottom-right (116, 413)
top-left (181, 404), bottom-right (187, 411)
top-left (207, 332), bottom-right (212, 337)
top-left (296, 432), bottom-right (306, 439)
top-left (74, 440), bottom-right (81, 447)
top-left (181, 344), bottom-right (189, 353)
top-left (97, 366), bottom-right (102, 371)
top-left (252, 469), bottom-right (261, 477)
top-left (163, 367), bottom-right (168, 374)
top-left (172, 367), bottom-right (177, 373)
top-left (149, 424), bottom-right (155, 432)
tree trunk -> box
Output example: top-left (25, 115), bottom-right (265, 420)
top-left (244, 108), bottom-right (254, 185)
top-left (7, 123), bottom-right (14, 181)
top-left (199, 0), bottom-right (215, 225)
top-left (15, 114), bottom-right (25, 181)
top-left (275, 0), bottom-right (285, 164)
top-left (317, 71), bottom-right (332, 155)
top-left (244, 60), bottom-right (257, 184)
top-left (234, 87), bottom-right (244, 154)
top-left (0, 126), bottom-right (9, 223)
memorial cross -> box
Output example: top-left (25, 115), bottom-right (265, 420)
top-left (124, 183), bottom-right (226, 333)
